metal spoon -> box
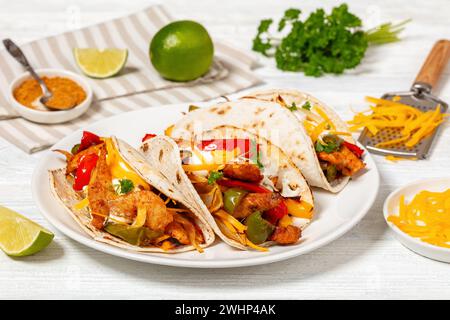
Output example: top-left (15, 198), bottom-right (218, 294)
top-left (2, 38), bottom-right (56, 109)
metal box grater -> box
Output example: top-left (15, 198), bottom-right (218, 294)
top-left (358, 40), bottom-right (450, 159)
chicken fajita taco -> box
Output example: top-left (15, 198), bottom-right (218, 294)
top-left (141, 127), bottom-right (314, 251)
top-left (49, 131), bottom-right (214, 253)
top-left (241, 89), bottom-right (366, 192)
top-left (167, 94), bottom-right (365, 193)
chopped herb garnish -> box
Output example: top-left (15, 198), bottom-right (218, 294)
top-left (315, 135), bottom-right (342, 153)
top-left (256, 157), bottom-right (264, 169)
top-left (302, 101), bottom-right (312, 110)
top-left (288, 102), bottom-right (298, 112)
top-left (208, 171), bottom-right (223, 185)
top-left (249, 138), bottom-right (264, 169)
top-left (115, 179), bottom-right (134, 194)
top-left (188, 105), bottom-right (200, 112)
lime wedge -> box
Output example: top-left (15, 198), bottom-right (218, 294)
top-left (74, 48), bottom-right (128, 78)
top-left (0, 206), bottom-right (54, 257)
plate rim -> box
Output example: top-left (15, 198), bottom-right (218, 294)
top-left (32, 103), bottom-right (380, 268)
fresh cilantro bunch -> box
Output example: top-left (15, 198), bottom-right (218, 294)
top-left (253, 4), bottom-right (409, 77)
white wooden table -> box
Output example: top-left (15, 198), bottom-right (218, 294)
top-left (0, 0), bottom-right (449, 300)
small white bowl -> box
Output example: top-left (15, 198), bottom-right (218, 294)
top-left (8, 68), bottom-right (93, 124)
top-left (383, 177), bottom-right (450, 263)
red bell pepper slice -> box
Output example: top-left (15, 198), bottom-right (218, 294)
top-left (217, 178), bottom-right (270, 193)
top-left (343, 141), bottom-right (364, 158)
top-left (78, 131), bottom-right (102, 153)
top-left (264, 201), bottom-right (288, 225)
top-left (73, 153), bottom-right (99, 191)
top-left (142, 133), bottom-right (157, 142)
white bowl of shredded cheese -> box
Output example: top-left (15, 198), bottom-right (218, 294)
top-left (383, 177), bottom-right (450, 263)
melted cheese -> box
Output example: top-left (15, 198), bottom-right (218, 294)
top-left (104, 138), bottom-right (149, 190)
top-left (388, 189), bottom-right (450, 248)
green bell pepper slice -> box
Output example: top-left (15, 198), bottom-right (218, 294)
top-left (244, 211), bottom-right (275, 245)
top-left (223, 188), bottom-right (248, 214)
top-left (104, 223), bottom-right (162, 246)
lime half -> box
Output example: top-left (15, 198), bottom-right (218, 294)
top-left (0, 206), bottom-right (54, 257)
top-left (74, 48), bottom-right (128, 78)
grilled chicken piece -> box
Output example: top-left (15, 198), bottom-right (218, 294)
top-left (318, 145), bottom-right (365, 176)
top-left (88, 145), bottom-right (115, 229)
top-left (270, 225), bottom-right (301, 245)
top-left (233, 192), bottom-right (282, 219)
top-left (108, 190), bottom-right (172, 232)
top-left (165, 221), bottom-right (190, 245)
top-left (223, 163), bottom-right (263, 183)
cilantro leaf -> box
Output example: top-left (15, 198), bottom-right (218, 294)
top-left (301, 101), bottom-right (312, 110)
top-left (252, 19), bottom-right (274, 56)
top-left (256, 157), bottom-right (264, 170)
top-left (249, 138), bottom-right (264, 169)
top-left (208, 171), bottom-right (223, 185)
top-left (288, 102), bottom-right (298, 112)
top-left (315, 135), bottom-right (342, 153)
top-left (116, 179), bottom-right (134, 194)
top-left (278, 8), bottom-right (301, 31)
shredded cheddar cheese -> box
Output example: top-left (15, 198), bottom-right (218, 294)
top-left (164, 125), bottom-right (174, 137)
top-left (182, 163), bottom-right (223, 172)
top-left (213, 210), bottom-right (267, 252)
top-left (246, 239), bottom-right (268, 252)
top-left (348, 97), bottom-right (447, 148)
top-left (310, 121), bottom-right (329, 143)
top-left (388, 189), bottom-right (450, 248)
top-left (314, 106), bottom-right (336, 130)
top-left (328, 131), bottom-right (351, 136)
top-left (385, 155), bottom-right (418, 162)
top-left (213, 209), bottom-right (247, 233)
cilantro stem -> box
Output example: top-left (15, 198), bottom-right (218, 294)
top-left (365, 19), bottom-right (411, 45)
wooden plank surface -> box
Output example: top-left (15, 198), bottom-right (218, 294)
top-left (0, 0), bottom-right (449, 299)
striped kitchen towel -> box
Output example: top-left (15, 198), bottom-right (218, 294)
top-left (0, 4), bottom-right (262, 153)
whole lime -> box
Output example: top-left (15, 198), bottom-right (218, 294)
top-left (150, 20), bottom-right (214, 82)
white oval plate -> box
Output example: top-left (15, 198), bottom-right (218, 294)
top-left (383, 177), bottom-right (450, 263)
top-left (32, 103), bottom-right (379, 268)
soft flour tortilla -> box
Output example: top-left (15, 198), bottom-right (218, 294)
top-left (169, 98), bottom-right (348, 192)
top-left (241, 88), bottom-right (354, 143)
top-left (142, 130), bottom-right (314, 250)
top-left (49, 136), bottom-right (215, 253)
top-left (241, 88), bottom-right (357, 192)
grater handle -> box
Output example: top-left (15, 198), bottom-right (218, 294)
top-left (413, 39), bottom-right (450, 92)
